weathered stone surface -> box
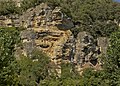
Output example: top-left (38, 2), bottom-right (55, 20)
top-left (97, 37), bottom-right (109, 55)
top-left (15, 3), bottom-right (74, 74)
top-left (0, 3), bottom-right (109, 74)
top-left (75, 32), bottom-right (103, 72)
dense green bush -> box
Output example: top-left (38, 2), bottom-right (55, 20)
top-left (0, 0), bottom-right (119, 38)
top-left (103, 31), bottom-right (120, 86)
top-left (0, 0), bottom-right (120, 86)
top-left (58, 0), bottom-right (120, 37)
top-left (21, 0), bottom-right (43, 11)
top-left (0, 27), bottom-right (20, 85)
top-left (0, 27), bottom-right (50, 85)
top-left (0, 0), bottom-right (20, 15)
top-left (17, 49), bottom-right (50, 86)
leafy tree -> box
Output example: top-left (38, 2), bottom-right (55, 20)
top-left (17, 49), bottom-right (50, 86)
top-left (39, 62), bottom-right (81, 86)
top-left (0, 27), bottom-right (20, 85)
top-left (60, 62), bottom-right (79, 79)
top-left (21, 0), bottom-right (43, 11)
top-left (81, 68), bottom-right (107, 86)
top-left (46, 0), bottom-right (120, 37)
top-left (0, 0), bottom-right (120, 86)
top-left (102, 31), bottom-right (120, 86)
top-left (20, 0), bottom-right (120, 37)
top-left (0, 0), bottom-right (20, 15)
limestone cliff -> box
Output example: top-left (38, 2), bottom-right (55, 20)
top-left (0, 3), bottom-right (109, 73)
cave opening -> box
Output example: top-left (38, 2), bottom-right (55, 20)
top-left (90, 58), bottom-right (98, 66)
top-left (39, 44), bottom-right (49, 48)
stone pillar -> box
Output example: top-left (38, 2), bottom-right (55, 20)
top-left (97, 37), bottom-right (109, 55)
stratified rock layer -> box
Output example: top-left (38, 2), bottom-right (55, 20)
top-left (19, 3), bottom-right (74, 75)
top-left (0, 3), bottom-right (109, 73)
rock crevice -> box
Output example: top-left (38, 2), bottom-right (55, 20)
top-left (0, 3), bottom-right (109, 73)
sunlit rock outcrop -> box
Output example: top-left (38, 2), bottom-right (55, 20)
top-left (0, 3), bottom-right (109, 74)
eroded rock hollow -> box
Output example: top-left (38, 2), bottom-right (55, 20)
top-left (0, 3), bottom-right (109, 73)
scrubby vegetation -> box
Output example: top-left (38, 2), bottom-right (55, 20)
top-left (0, 0), bottom-right (120, 86)
top-left (0, 0), bottom-right (119, 37)
top-left (0, 0), bottom-right (20, 15)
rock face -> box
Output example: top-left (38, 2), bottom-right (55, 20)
top-left (19, 3), bottom-right (73, 65)
top-left (0, 3), bottom-right (109, 73)
top-left (19, 3), bottom-right (74, 75)
top-left (97, 37), bottom-right (109, 55)
top-left (75, 32), bottom-right (109, 72)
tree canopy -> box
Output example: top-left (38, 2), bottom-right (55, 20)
top-left (0, 0), bottom-right (120, 37)
top-left (0, 0), bottom-right (20, 15)
top-left (0, 0), bottom-right (120, 86)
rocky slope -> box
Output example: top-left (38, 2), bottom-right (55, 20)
top-left (0, 3), bottom-right (109, 73)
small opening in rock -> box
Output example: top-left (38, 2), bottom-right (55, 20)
top-left (90, 59), bottom-right (98, 66)
top-left (40, 44), bottom-right (49, 48)
top-left (83, 36), bottom-right (89, 43)
top-left (40, 11), bottom-right (45, 15)
top-left (82, 46), bottom-right (89, 53)
top-left (7, 23), bottom-right (12, 26)
top-left (97, 48), bottom-right (101, 54)
top-left (37, 22), bottom-right (41, 26)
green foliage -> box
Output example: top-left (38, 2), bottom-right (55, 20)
top-left (16, 49), bottom-right (50, 86)
top-left (0, 0), bottom-right (120, 86)
top-left (106, 31), bottom-right (120, 70)
top-left (0, 43), bottom-right (50, 86)
top-left (0, 0), bottom-right (118, 38)
top-left (21, 0), bottom-right (43, 11)
top-left (61, 62), bottom-right (79, 79)
top-left (0, 27), bottom-right (20, 85)
top-left (46, 0), bottom-right (120, 37)
top-left (0, 0), bottom-right (119, 39)
top-left (81, 68), bottom-right (104, 86)
top-left (102, 31), bottom-right (120, 86)
top-left (45, 0), bottom-right (61, 7)
top-left (86, 21), bottom-right (119, 37)
top-left (40, 62), bottom-right (81, 86)
top-left (0, 27), bottom-right (20, 69)
top-left (0, 0), bottom-right (20, 15)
